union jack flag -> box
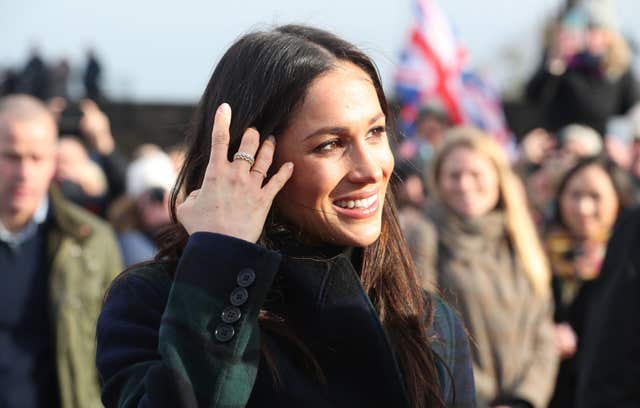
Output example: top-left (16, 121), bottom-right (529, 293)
top-left (395, 0), bottom-right (513, 149)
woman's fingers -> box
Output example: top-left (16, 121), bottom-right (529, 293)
top-left (207, 103), bottom-right (232, 174)
top-left (176, 189), bottom-right (199, 222)
top-left (262, 162), bottom-right (294, 199)
top-left (232, 128), bottom-right (260, 169)
top-left (187, 189), bottom-right (200, 199)
top-left (250, 135), bottom-right (276, 180)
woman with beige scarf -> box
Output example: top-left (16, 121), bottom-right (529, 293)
top-left (424, 127), bottom-right (558, 408)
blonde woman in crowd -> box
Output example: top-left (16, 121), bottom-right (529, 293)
top-left (425, 126), bottom-right (558, 408)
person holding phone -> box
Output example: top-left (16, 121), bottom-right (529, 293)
top-left (526, 3), bottom-right (639, 137)
top-left (95, 25), bottom-right (475, 408)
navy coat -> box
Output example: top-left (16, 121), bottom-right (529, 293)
top-left (96, 232), bottom-right (476, 407)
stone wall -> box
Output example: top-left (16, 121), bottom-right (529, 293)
top-left (102, 102), bottom-right (195, 158)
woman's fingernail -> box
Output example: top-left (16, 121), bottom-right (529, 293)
top-left (268, 135), bottom-right (276, 143)
top-left (218, 103), bottom-right (229, 115)
top-left (286, 162), bottom-right (294, 170)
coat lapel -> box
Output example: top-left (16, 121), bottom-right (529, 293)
top-left (272, 252), bottom-right (410, 407)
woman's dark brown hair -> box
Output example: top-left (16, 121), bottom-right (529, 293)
top-left (156, 24), bottom-right (446, 407)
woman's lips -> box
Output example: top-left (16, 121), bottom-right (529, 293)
top-left (332, 193), bottom-right (380, 219)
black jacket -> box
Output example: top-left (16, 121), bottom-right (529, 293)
top-left (526, 58), bottom-right (639, 136)
top-left (96, 233), bottom-right (476, 407)
top-left (576, 207), bottom-right (640, 407)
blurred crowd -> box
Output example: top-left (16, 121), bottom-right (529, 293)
top-left (393, 1), bottom-right (640, 407)
top-left (1, 47), bottom-right (103, 102)
top-left (1, 0), bottom-right (640, 407)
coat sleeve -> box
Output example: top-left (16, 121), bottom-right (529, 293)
top-left (96, 232), bottom-right (282, 408)
top-left (525, 61), bottom-right (561, 105)
top-left (617, 69), bottom-right (640, 115)
top-left (511, 293), bottom-right (559, 408)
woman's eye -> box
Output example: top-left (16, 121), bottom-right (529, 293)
top-left (314, 139), bottom-right (342, 153)
top-left (570, 191), bottom-right (583, 200)
top-left (449, 172), bottom-right (461, 181)
top-left (368, 126), bottom-right (386, 138)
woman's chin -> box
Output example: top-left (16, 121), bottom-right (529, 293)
top-left (333, 226), bottom-right (382, 247)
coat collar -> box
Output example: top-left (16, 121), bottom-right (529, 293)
top-left (269, 247), bottom-right (411, 407)
top-left (0, 197), bottom-right (48, 249)
top-left (48, 186), bottom-right (94, 242)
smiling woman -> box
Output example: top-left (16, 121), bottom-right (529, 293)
top-left (95, 24), bottom-right (475, 408)
top-left (543, 156), bottom-right (634, 408)
top-left (274, 61), bottom-right (394, 247)
top-left (426, 126), bottom-right (558, 408)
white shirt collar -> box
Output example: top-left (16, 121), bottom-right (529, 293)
top-left (0, 198), bottom-right (50, 249)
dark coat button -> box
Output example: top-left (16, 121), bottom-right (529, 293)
top-left (230, 287), bottom-right (249, 306)
top-left (237, 268), bottom-right (256, 287)
top-left (221, 306), bottom-right (242, 323)
top-left (214, 324), bottom-right (235, 342)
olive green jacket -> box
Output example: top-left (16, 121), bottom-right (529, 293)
top-left (47, 188), bottom-right (123, 408)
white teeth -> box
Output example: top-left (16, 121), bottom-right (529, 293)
top-left (335, 195), bottom-right (376, 209)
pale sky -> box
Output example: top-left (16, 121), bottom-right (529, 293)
top-left (2, 0), bottom-right (639, 102)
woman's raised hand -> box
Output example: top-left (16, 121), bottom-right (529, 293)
top-left (176, 103), bottom-right (294, 243)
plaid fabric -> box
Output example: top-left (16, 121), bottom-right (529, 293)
top-left (96, 232), bottom-right (475, 407)
top-left (430, 296), bottom-right (477, 407)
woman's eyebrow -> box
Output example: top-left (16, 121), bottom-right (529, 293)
top-left (302, 126), bottom-right (348, 141)
top-left (302, 112), bottom-right (386, 142)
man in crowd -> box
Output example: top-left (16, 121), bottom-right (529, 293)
top-left (0, 94), bottom-right (122, 408)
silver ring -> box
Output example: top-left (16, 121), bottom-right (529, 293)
top-left (233, 151), bottom-right (255, 166)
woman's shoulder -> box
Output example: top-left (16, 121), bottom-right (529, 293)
top-left (424, 291), bottom-right (476, 406)
top-left (126, 261), bottom-right (174, 284)
top-left (427, 293), bottom-right (467, 360)
top-left (103, 261), bottom-right (175, 311)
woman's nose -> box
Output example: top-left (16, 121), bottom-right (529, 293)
top-left (577, 197), bottom-right (596, 216)
top-left (347, 144), bottom-right (383, 183)
top-left (457, 173), bottom-right (474, 192)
